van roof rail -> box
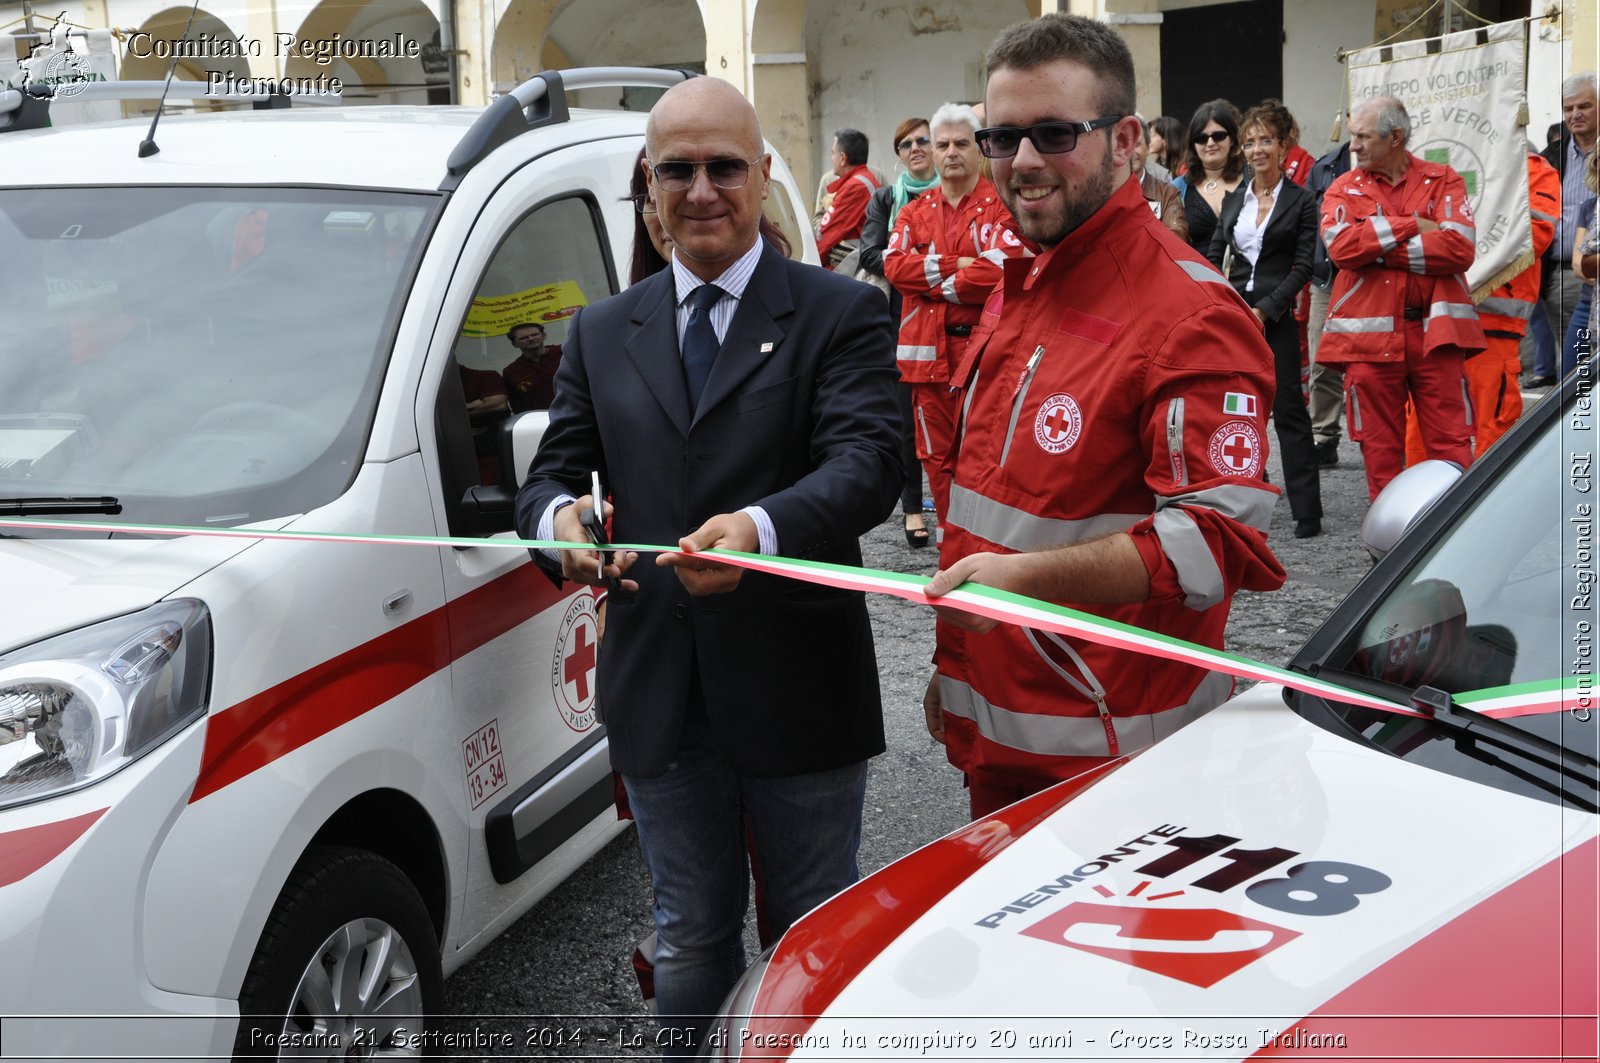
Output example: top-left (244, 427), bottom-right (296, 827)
top-left (0, 80), bottom-right (340, 133)
top-left (440, 66), bottom-right (696, 191)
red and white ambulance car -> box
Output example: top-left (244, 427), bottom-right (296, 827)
top-left (0, 68), bottom-right (814, 1061)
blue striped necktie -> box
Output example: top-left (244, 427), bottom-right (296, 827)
top-left (682, 283), bottom-right (726, 411)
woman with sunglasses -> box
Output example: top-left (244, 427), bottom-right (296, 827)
top-left (1179, 99), bottom-right (1246, 254)
top-left (1207, 104), bottom-right (1322, 538)
top-left (859, 118), bottom-right (941, 547)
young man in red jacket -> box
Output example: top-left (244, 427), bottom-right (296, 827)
top-left (922, 15), bottom-right (1285, 817)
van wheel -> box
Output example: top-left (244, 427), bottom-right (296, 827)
top-left (234, 845), bottom-right (441, 1061)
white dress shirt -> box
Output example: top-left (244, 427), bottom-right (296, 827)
top-left (1231, 177), bottom-right (1282, 294)
top-left (539, 239), bottom-right (778, 558)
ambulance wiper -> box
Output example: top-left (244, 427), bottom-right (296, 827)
top-left (1409, 684), bottom-right (1600, 791)
top-left (0, 496), bottom-right (122, 516)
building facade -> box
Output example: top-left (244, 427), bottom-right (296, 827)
top-left (5, 0), bottom-right (1595, 200)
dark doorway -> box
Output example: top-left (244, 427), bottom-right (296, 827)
top-left (1160, 0), bottom-right (1282, 126)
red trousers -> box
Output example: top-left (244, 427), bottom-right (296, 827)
top-left (1404, 334), bottom-right (1522, 464)
top-left (1344, 322), bottom-right (1473, 501)
top-left (909, 381), bottom-right (959, 524)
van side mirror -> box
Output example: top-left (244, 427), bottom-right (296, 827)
top-left (502, 410), bottom-right (551, 491)
top-left (1361, 459), bottom-right (1462, 561)
top-left (455, 411), bottom-right (553, 536)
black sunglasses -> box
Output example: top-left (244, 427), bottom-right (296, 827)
top-left (1194, 130), bottom-right (1231, 145)
top-left (896, 135), bottom-right (931, 152)
top-left (974, 117), bottom-right (1122, 159)
top-left (650, 155), bottom-right (766, 192)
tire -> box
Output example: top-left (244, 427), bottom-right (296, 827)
top-left (233, 845), bottom-right (442, 1061)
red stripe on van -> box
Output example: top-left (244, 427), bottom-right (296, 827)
top-left (0, 809), bottom-right (107, 888)
top-left (191, 564), bottom-right (568, 802)
top-left (1250, 832), bottom-right (1599, 1061)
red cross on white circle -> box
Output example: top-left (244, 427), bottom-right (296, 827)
top-left (1033, 393), bottom-right (1082, 454)
top-left (1207, 420), bottom-right (1262, 477)
top-left (1220, 433), bottom-right (1255, 471)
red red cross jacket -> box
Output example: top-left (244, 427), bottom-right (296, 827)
top-left (1476, 153), bottom-right (1559, 335)
top-left (816, 164), bottom-right (880, 267)
top-left (884, 177), bottom-right (1023, 383)
top-left (934, 177), bottom-right (1287, 792)
top-left (1317, 153), bottom-right (1486, 363)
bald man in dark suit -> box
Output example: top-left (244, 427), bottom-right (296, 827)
top-left (516, 76), bottom-right (900, 1057)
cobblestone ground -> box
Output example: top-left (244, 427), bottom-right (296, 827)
top-left (439, 436), bottom-right (1382, 1058)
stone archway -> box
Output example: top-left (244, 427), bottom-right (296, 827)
top-left (491, 0), bottom-right (704, 103)
top-left (120, 8), bottom-right (251, 95)
top-left (801, 0), bottom-right (1030, 192)
top-left (285, 0), bottom-right (446, 105)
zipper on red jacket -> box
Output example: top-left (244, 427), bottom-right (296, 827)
top-left (1166, 397), bottom-right (1188, 486)
top-left (915, 402), bottom-right (934, 455)
top-left (1330, 275), bottom-right (1365, 317)
top-left (1023, 627), bottom-right (1119, 756)
top-left (999, 345), bottom-right (1046, 467)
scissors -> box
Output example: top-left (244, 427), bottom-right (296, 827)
top-left (578, 470), bottom-right (633, 602)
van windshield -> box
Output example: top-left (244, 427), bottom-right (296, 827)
top-left (0, 186), bottom-right (438, 531)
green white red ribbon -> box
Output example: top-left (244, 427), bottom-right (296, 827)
top-left (0, 516), bottom-right (1580, 721)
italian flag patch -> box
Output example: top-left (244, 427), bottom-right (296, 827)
top-left (1224, 392), bottom-right (1258, 417)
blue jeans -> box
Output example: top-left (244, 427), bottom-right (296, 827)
top-left (1563, 284), bottom-right (1595, 377)
top-left (621, 709), bottom-right (868, 1059)
top-left (1529, 296), bottom-right (1558, 377)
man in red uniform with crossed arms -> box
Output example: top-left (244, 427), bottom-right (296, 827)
top-left (885, 102), bottom-right (1023, 527)
top-left (1317, 95), bottom-right (1485, 501)
top-left (922, 12), bottom-right (1286, 818)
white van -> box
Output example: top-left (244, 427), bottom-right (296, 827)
top-left (0, 69), bottom-right (816, 1061)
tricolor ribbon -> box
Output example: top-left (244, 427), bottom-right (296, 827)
top-left (0, 517), bottom-right (1579, 721)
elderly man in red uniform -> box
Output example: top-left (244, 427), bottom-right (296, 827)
top-left (921, 13), bottom-right (1286, 817)
top-left (815, 128), bottom-right (880, 269)
top-left (885, 102), bottom-right (1023, 526)
top-left (1317, 96), bottom-right (1485, 501)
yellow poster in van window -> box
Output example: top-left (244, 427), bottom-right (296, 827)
top-left (462, 280), bottom-right (588, 337)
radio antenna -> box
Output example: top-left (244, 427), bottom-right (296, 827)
top-left (137, 0), bottom-right (203, 158)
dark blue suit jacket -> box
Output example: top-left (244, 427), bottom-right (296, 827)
top-left (515, 244), bottom-right (902, 778)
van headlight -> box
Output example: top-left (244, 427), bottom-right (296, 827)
top-left (0, 600), bottom-right (211, 809)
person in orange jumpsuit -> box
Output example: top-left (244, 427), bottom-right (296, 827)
top-left (1404, 152), bottom-right (1559, 462)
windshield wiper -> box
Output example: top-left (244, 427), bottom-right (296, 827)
top-left (0, 496), bottom-right (122, 516)
top-left (1294, 669), bottom-right (1599, 808)
top-left (1408, 684), bottom-right (1600, 781)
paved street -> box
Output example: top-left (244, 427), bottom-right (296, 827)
top-left (436, 418), bottom-right (1480, 1057)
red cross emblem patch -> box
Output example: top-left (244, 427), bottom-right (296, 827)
top-left (1033, 393), bottom-right (1083, 455)
top-left (1208, 420), bottom-right (1262, 477)
top-left (550, 593), bottom-right (600, 732)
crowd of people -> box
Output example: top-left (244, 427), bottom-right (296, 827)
top-left (503, 12), bottom-right (1596, 1056)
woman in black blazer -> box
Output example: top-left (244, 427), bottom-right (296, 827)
top-left (1208, 104), bottom-right (1323, 537)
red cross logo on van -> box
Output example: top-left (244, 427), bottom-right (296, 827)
top-left (551, 594), bottom-right (600, 732)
